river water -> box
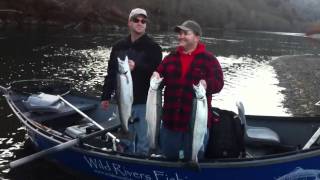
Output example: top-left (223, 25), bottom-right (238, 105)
top-left (0, 27), bottom-right (319, 179)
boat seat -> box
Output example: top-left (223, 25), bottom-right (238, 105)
top-left (236, 101), bottom-right (281, 146)
top-left (25, 102), bottom-right (97, 122)
top-left (23, 93), bottom-right (63, 113)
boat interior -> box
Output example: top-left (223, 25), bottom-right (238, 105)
top-left (7, 89), bottom-right (320, 162)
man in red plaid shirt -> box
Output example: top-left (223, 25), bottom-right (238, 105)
top-left (153, 20), bottom-right (224, 160)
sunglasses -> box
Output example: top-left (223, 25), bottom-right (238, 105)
top-left (131, 18), bottom-right (147, 24)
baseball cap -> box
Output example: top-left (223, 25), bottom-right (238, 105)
top-left (129, 8), bottom-right (147, 20)
top-left (174, 20), bottom-right (202, 36)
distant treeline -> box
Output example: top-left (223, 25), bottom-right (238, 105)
top-left (0, 0), bottom-right (319, 32)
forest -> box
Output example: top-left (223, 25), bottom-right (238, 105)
top-left (0, 0), bottom-right (319, 32)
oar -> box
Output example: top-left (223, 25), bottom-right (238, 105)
top-left (58, 95), bottom-right (120, 142)
top-left (57, 95), bottom-right (120, 142)
top-left (0, 128), bottom-right (111, 171)
top-left (303, 127), bottom-right (320, 150)
top-left (57, 95), bottom-right (105, 130)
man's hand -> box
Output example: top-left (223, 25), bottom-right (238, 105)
top-left (199, 79), bottom-right (207, 89)
top-left (152, 71), bottom-right (160, 79)
top-left (128, 59), bottom-right (135, 71)
top-left (101, 100), bottom-right (110, 110)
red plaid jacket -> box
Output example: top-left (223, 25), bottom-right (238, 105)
top-left (157, 43), bottom-right (224, 132)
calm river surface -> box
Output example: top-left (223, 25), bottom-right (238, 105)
top-left (0, 27), bottom-right (319, 179)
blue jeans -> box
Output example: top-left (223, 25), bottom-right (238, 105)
top-left (121, 104), bottom-right (149, 156)
top-left (160, 125), bottom-right (209, 160)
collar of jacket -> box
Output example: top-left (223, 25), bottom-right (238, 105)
top-left (176, 42), bottom-right (206, 56)
top-left (126, 33), bottom-right (148, 45)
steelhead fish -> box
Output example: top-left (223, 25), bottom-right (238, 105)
top-left (145, 76), bottom-right (163, 152)
top-left (190, 82), bottom-right (208, 163)
top-left (116, 56), bottom-right (133, 133)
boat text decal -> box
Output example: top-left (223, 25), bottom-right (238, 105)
top-left (83, 156), bottom-right (188, 180)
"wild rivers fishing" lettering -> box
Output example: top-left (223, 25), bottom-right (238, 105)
top-left (83, 156), bottom-right (188, 180)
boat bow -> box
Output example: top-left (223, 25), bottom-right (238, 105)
top-left (0, 85), bottom-right (8, 95)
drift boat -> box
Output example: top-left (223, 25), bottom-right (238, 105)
top-left (1, 79), bottom-right (320, 180)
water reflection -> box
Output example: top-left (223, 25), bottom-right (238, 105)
top-left (215, 55), bottom-right (289, 115)
top-left (0, 126), bottom-right (26, 163)
top-left (40, 45), bottom-right (111, 96)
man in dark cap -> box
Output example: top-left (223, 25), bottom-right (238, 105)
top-left (101, 8), bottom-right (162, 156)
top-left (153, 20), bottom-right (224, 160)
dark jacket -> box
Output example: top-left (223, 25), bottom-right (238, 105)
top-left (157, 43), bottom-right (224, 132)
top-left (101, 34), bottom-right (162, 104)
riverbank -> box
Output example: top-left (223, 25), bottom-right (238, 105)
top-left (270, 55), bottom-right (320, 116)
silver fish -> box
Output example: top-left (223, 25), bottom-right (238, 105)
top-left (145, 76), bottom-right (163, 152)
top-left (191, 82), bottom-right (208, 163)
top-left (116, 56), bottom-right (133, 133)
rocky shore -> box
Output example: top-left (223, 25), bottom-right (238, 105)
top-left (270, 55), bottom-right (320, 116)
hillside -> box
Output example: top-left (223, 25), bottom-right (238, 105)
top-left (0, 0), bottom-right (319, 32)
